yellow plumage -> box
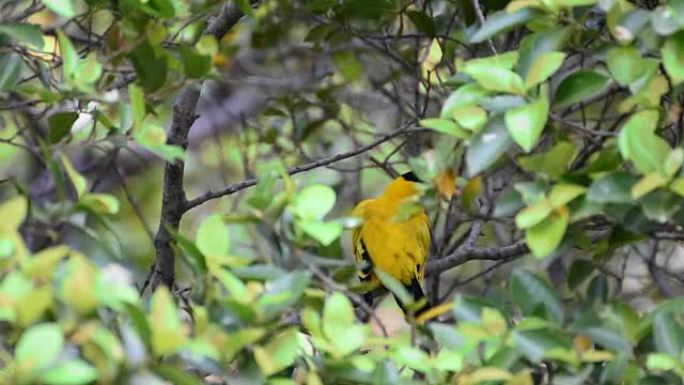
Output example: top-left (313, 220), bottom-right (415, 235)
top-left (351, 174), bottom-right (431, 316)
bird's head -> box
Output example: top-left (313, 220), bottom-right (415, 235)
top-left (381, 171), bottom-right (423, 201)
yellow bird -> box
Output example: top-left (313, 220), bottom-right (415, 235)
top-left (351, 172), bottom-right (431, 317)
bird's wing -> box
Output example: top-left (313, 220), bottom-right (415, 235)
top-left (351, 200), bottom-right (373, 281)
top-left (415, 211), bottom-right (431, 281)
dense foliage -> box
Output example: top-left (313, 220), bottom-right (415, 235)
top-left (1, 0), bottom-right (684, 384)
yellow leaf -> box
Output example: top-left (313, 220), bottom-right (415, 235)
top-left (468, 367), bottom-right (512, 382)
top-left (582, 350), bottom-right (614, 362)
top-left (23, 245), bottom-right (69, 281)
top-left (573, 334), bottom-right (592, 352)
top-left (462, 176), bottom-right (483, 209)
top-left (506, 370), bottom-right (534, 385)
top-left (0, 195), bottom-right (28, 232)
top-left (61, 253), bottom-right (97, 314)
top-left (149, 286), bottom-right (189, 356)
top-left (434, 170), bottom-right (457, 199)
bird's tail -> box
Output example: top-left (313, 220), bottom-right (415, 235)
top-left (395, 277), bottom-right (431, 319)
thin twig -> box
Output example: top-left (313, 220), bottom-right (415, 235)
top-left (184, 126), bottom-right (424, 210)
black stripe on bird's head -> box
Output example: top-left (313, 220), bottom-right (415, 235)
top-left (400, 171), bottom-right (422, 183)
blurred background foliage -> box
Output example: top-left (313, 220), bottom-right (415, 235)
top-left (2, 0), bottom-right (684, 384)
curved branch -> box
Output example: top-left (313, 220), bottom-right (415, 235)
top-left (184, 125), bottom-right (423, 211)
top-left (425, 241), bottom-right (528, 276)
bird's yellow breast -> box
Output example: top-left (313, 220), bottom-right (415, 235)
top-left (351, 177), bottom-right (430, 285)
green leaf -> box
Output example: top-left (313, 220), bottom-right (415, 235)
top-left (509, 270), bottom-right (564, 323)
top-left (149, 286), bottom-right (188, 356)
top-left (518, 141), bottom-right (576, 179)
top-left (61, 254), bottom-right (97, 314)
top-left (670, 177), bottom-right (684, 196)
top-left (524, 51), bottom-right (566, 89)
top-left (42, 0), bottom-right (76, 18)
top-left (641, 190), bottom-right (681, 223)
top-left (651, 5), bottom-right (684, 36)
top-left (606, 46), bottom-right (645, 86)
top-left (493, 189), bottom-right (524, 218)
top-left (618, 110), bottom-right (669, 174)
top-left (253, 328), bottom-right (301, 376)
top-left (79, 193), bottom-right (120, 214)
top-left (0, 53), bottom-right (23, 92)
top-left (513, 328), bottom-right (571, 361)
top-left (586, 172), bottom-right (637, 204)
top-left (525, 208), bottom-right (568, 258)
top-left (406, 10), bottom-right (435, 37)
top-left (215, 269), bottom-right (249, 302)
top-left (567, 259), bottom-right (594, 289)
top-left (60, 154), bottom-right (87, 198)
top-left (515, 200), bottom-right (552, 229)
top-left (652, 310), bottom-right (684, 357)
top-left (134, 124), bottom-right (186, 162)
top-left (196, 214), bottom-right (229, 258)
top-left (374, 268), bottom-right (412, 307)
top-left (48, 111), bottom-right (78, 144)
top-left (291, 185), bottom-right (336, 220)
top-left (549, 183), bottom-right (586, 207)
top-left (333, 51), bottom-right (363, 82)
top-left (429, 323), bottom-right (464, 349)
top-left (581, 327), bottom-right (632, 352)
top-left (647, 353), bottom-right (681, 371)
top-left (469, 8), bottom-right (537, 43)
top-left (466, 115), bottom-right (513, 176)
top-left (440, 83), bottom-right (489, 118)
top-left (73, 53), bottom-right (102, 89)
top-left (129, 83), bottom-right (145, 133)
top-left (631, 173), bottom-right (668, 200)
top-left (130, 41), bottom-right (168, 92)
top-left (298, 220), bottom-right (343, 246)
top-left (462, 62), bottom-right (525, 95)
top-left (517, 28), bottom-right (570, 81)
top-left (153, 365), bottom-right (204, 385)
top-left (56, 30), bottom-right (78, 84)
top-left (665, 148), bottom-right (684, 177)
top-left (179, 46), bottom-right (211, 79)
top-left (505, 96), bottom-right (549, 152)
top-left (662, 31), bottom-right (684, 85)
top-left (40, 359), bottom-right (98, 385)
top-left (0, 23), bottom-right (44, 48)
top-left (553, 70), bottom-right (612, 109)
top-left (419, 118), bottom-right (469, 138)
top-left (323, 292), bottom-right (366, 356)
top-left (15, 323), bottom-right (64, 373)
top-left (391, 346), bottom-right (431, 373)
top-left (235, 0), bottom-right (256, 20)
top-left (0, 195), bottom-right (28, 231)
top-left (453, 106), bottom-right (487, 132)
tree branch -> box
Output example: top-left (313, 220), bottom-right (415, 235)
top-left (184, 125), bottom-right (423, 210)
top-left (425, 241), bottom-right (528, 276)
top-left (150, 87), bottom-right (200, 290)
top-left (147, 2), bottom-right (252, 291)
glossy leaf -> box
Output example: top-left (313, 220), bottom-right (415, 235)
top-left (525, 207), bottom-right (568, 258)
top-left (48, 111), bottom-right (78, 143)
top-left (196, 214), bottom-right (229, 258)
top-left (466, 115), bottom-right (513, 176)
top-left (509, 270), bottom-right (564, 323)
top-left (524, 51), bottom-right (566, 89)
top-left (291, 185), bottom-right (336, 221)
top-left (470, 8), bottom-right (537, 43)
top-left (662, 31), bottom-right (684, 85)
top-left (15, 323), bottom-right (64, 373)
top-left (553, 70), bottom-right (612, 109)
top-left (505, 96), bottom-right (549, 152)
